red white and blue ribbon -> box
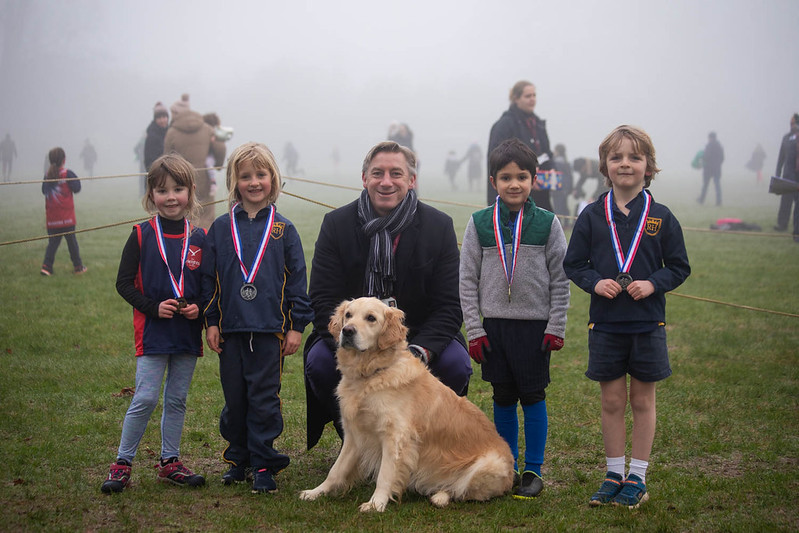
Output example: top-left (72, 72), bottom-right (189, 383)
top-left (230, 203), bottom-right (275, 284)
top-left (153, 216), bottom-right (190, 299)
top-left (492, 196), bottom-right (523, 300)
top-left (604, 190), bottom-right (651, 273)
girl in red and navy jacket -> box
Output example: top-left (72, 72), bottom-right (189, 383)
top-left (101, 154), bottom-right (207, 494)
top-left (201, 142), bottom-right (313, 494)
top-left (41, 147), bottom-right (86, 275)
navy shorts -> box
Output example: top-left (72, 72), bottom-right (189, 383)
top-left (586, 326), bottom-right (671, 382)
top-left (482, 318), bottom-right (550, 393)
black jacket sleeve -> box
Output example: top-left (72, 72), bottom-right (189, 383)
top-left (116, 229), bottom-right (160, 317)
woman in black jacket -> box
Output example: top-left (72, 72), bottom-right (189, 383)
top-left (487, 81), bottom-right (554, 211)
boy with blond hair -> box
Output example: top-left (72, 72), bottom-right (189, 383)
top-left (564, 125), bottom-right (690, 508)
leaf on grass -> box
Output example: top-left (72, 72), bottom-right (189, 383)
top-left (5, 348), bottom-right (11, 354)
top-left (13, 478), bottom-right (24, 485)
top-left (112, 387), bottom-right (135, 397)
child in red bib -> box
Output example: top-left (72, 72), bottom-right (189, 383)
top-left (41, 147), bottom-right (86, 275)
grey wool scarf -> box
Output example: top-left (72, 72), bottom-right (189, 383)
top-left (357, 189), bottom-right (418, 299)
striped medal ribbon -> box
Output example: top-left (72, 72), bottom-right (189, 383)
top-left (153, 216), bottom-right (191, 308)
top-left (230, 203), bottom-right (275, 301)
top-left (492, 196), bottom-right (523, 302)
top-left (604, 190), bottom-right (651, 290)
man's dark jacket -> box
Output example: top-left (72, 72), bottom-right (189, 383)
top-left (303, 199), bottom-right (465, 448)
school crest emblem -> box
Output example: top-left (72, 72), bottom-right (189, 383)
top-left (186, 245), bottom-right (202, 270)
top-left (645, 217), bottom-right (662, 236)
top-left (271, 222), bottom-right (285, 240)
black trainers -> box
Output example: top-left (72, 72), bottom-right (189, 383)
top-left (40, 265), bottom-right (52, 276)
top-left (513, 471), bottom-right (543, 499)
top-left (155, 457), bottom-right (205, 487)
top-left (222, 464), bottom-right (250, 485)
top-left (252, 468), bottom-right (277, 494)
top-left (101, 460), bottom-right (131, 494)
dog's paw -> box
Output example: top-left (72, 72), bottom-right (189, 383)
top-left (299, 489), bottom-right (323, 501)
top-left (430, 491), bottom-right (451, 508)
top-left (359, 499), bottom-right (388, 513)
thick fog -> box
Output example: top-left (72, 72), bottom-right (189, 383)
top-left (1, 0), bottom-right (797, 185)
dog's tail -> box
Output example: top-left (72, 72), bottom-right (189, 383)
top-left (451, 451), bottom-right (515, 502)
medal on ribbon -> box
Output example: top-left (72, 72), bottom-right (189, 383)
top-left (230, 203), bottom-right (275, 301)
top-left (604, 190), bottom-right (651, 291)
top-left (153, 216), bottom-right (191, 307)
top-left (492, 196), bottom-right (523, 302)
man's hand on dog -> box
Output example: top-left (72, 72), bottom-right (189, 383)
top-left (468, 336), bottom-right (491, 364)
top-left (541, 334), bottom-right (564, 352)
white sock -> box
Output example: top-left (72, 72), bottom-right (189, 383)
top-left (628, 458), bottom-right (649, 483)
top-left (606, 456), bottom-right (625, 477)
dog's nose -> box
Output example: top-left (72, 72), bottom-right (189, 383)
top-left (342, 325), bottom-right (355, 338)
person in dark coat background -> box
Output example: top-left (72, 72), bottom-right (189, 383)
top-left (142, 102), bottom-right (169, 195)
top-left (487, 80), bottom-right (554, 211)
top-left (773, 113), bottom-right (799, 239)
top-left (698, 131), bottom-right (724, 206)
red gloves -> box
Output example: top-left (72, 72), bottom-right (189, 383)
top-left (541, 334), bottom-right (564, 352)
top-left (468, 336), bottom-right (491, 364)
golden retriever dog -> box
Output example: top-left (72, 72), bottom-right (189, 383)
top-left (299, 297), bottom-right (514, 512)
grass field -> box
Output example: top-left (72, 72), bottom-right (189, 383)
top-left (0, 168), bottom-right (797, 532)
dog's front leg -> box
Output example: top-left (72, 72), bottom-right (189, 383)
top-left (359, 434), bottom-right (410, 512)
top-left (299, 438), bottom-right (361, 501)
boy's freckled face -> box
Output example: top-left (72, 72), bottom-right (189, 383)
top-left (605, 137), bottom-right (649, 192)
top-left (491, 161), bottom-right (534, 211)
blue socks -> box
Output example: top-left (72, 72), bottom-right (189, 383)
top-left (493, 402), bottom-right (519, 471)
top-left (494, 400), bottom-right (548, 475)
top-left (522, 400), bottom-right (548, 476)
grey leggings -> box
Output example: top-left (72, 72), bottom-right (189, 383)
top-left (116, 353), bottom-right (198, 463)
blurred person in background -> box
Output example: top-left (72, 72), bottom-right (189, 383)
top-left (80, 138), bottom-right (97, 177)
top-left (488, 80), bottom-right (554, 211)
top-left (0, 133), bottom-right (17, 181)
top-left (164, 94), bottom-right (226, 229)
top-left (143, 102), bottom-right (170, 195)
top-left (773, 113), bottom-right (799, 240)
top-left (697, 131), bottom-right (724, 206)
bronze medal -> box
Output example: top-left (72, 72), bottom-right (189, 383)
top-left (616, 272), bottom-right (633, 290)
top-left (176, 297), bottom-right (188, 309)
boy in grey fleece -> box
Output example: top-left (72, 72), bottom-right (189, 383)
top-left (459, 138), bottom-right (569, 499)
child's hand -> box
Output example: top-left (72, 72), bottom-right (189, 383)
top-left (179, 303), bottom-right (200, 320)
top-left (206, 326), bottom-right (223, 353)
top-left (594, 279), bottom-right (623, 299)
top-left (626, 280), bottom-right (655, 301)
top-left (541, 334), bottom-right (564, 351)
top-left (158, 299), bottom-right (180, 318)
top-left (468, 336), bottom-right (491, 364)
top-left (282, 330), bottom-right (302, 356)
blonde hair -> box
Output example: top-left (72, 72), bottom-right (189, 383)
top-left (142, 153), bottom-right (201, 220)
top-left (598, 125), bottom-right (661, 188)
top-left (226, 142), bottom-right (282, 207)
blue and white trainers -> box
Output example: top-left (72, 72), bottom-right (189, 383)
top-left (611, 473), bottom-right (649, 509)
top-left (589, 471), bottom-right (624, 506)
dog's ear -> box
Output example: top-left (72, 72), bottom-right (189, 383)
top-left (328, 300), bottom-right (349, 342)
top-left (378, 306), bottom-right (407, 350)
